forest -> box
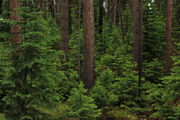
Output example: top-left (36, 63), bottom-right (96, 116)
top-left (0, 0), bottom-right (179, 120)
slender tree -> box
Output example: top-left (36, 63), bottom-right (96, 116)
top-left (107, 0), bottom-right (117, 25)
top-left (9, 0), bottom-right (21, 49)
top-left (83, 0), bottom-right (95, 90)
top-left (132, 0), bottom-right (143, 88)
top-left (60, 0), bottom-right (71, 53)
top-left (78, 0), bottom-right (82, 79)
top-left (165, 0), bottom-right (173, 74)
top-left (99, 0), bottom-right (104, 34)
top-left (49, 0), bottom-right (55, 17)
top-left (40, 0), bottom-right (45, 11)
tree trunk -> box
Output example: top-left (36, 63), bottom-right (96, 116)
top-left (99, 0), bottom-right (104, 34)
top-left (49, 0), bottom-right (55, 17)
top-left (165, 0), bottom-right (173, 74)
top-left (40, 0), bottom-right (45, 11)
top-left (78, 0), bottom-right (82, 80)
top-left (9, 0), bottom-right (21, 49)
top-left (60, 0), bottom-right (71, 53)
top-left (132, 0), bottom-right (143, 88)
top-left (107, 0), bottom-right (117, 25)
top-left (83, 0), bottom-right (95, 90)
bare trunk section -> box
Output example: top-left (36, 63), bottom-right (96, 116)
top-left (78, 0), bottom-right (82, 80)
top-left (9, 0), bottom-right (21, 49)
top-left (107, 0), bottom-right (118, 25)
top-left (49, 0), bottom-right (55, 17)
top-left (9, 0), bottom-right (25, 113)
top-left (83, 0), bottom-right (95, 90)
top-left (132, 0), bottom-right (143, 88)
top-left (165, 0), bottom-right (173, 74)
top-left (60, 0), bottom-right (71, 53)
top-left (117, 1), bottom-right (124, 41)
top-left (40, 0), bottom-right (45, 11)
top-left (99, 0), bottom-right (104, 34)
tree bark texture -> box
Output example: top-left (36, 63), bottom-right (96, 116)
top-left (165, 0), bottom-right (173, 74)
top-left (83, 0), bottom-right (95, 90)
top-left (60, 0), bottom-right (71, 53)
top-left (49, 0), bottom-right (55, 17)
top-left (9, 0), bottom-right (21, 48)
top-left (132, 0), bottom-right (143, 88)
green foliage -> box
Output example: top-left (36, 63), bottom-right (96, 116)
top-left (147, 55), bottom-right (180, 119)
top-left (68, 82), bottom-right (101, 120)
top-left (0, 113), bottom-right (6, 120)
top-left (36, 103), bottom-right (71, 120)
top-left (0, 42), bottom-right (14, 112)
top-left (0, 0), bottom-right (179, 120)
top-left (143, 0), bottom-right (165, 60)
top-left (94, 45), bottom-right (139, 108)
top-left (103, 107), bottom-right (137, 120)
top-left (143, 0), bottom-right (165, 83)
top-left (2, 10), bottom-right (69, 120)
top-left (143, 59), bottom-right (163, 83)
top-left (91, 78), bottom-right (118, 108)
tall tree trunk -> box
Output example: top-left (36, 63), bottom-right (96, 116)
top-left (49, 0), bottom-right (55, 17)
top-left (9, 0), bottom-right (21, 49)
top-left (78, 0), bottom-right (82, 80)
top-left (132, 0), bottom-right (143, 88)
top-left (165, 0), bottom-right (173, 74)
top-left (60, 0), bottom-right (71, 53)
top-left (99, 0), bottom-right (104, 34)
top-left (117, 1), bottom-right (124, 41)
top-left (83, 0), bottom-right (95, 90)
top-left (0, 0), bottom-right (3, 15)
top-left (9, 0), bottom-right (26, 113)
top-left (40, 0), bottom-right (45, 11)
top-left (107, 0), bottom-right (117, 25)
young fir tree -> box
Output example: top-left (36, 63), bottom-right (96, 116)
top-left (68, 82), bottom-right (101, 120)
top-left (3, 7), bottom-right (68, 120)
top-left (143, 0), bottom-right (165, 83)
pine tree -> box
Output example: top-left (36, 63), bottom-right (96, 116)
top-left (83, 0), bottom-right (95, 90)
top-left (132, 0), bottom-right (143, 88)
top-left (164, 0), bottom-right (173, 74)
top-left (60, 0), bottom-right (71, 53)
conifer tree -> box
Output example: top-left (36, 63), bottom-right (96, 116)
top-left (60, 0), bottom-right (71, 53)
top-left (83, 0), bottom-right (95, 90)
top-left (132, 0), bottom-right (143, 88)
top-left (165, 0), bottom-right (173, 74)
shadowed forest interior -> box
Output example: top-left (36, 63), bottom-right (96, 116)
top-left (0, 0), bottom-right (179, 120)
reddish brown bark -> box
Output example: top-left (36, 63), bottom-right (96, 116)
top-left (165, 0), bottom-right (173, 75)
top-left (83, 0), bottom-right (95, 90)
top-left (60, 0), bottom-right (71, 53)
top-left (9, 0), bottom-right (21, 48)
top-left (132, 0), bottom-right (143, 88)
